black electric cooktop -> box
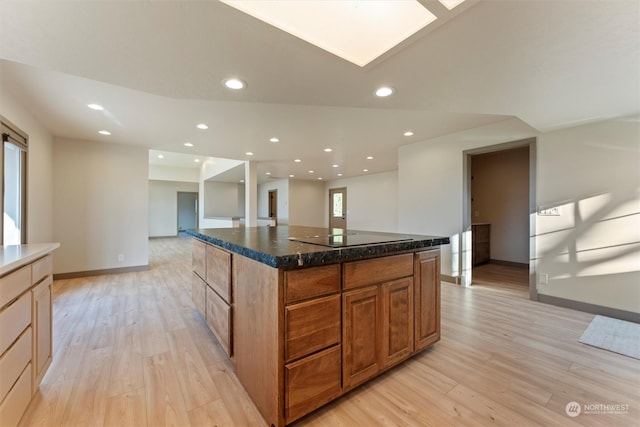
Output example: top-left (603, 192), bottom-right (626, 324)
top-left (288, 233), bottom-right (412, 248)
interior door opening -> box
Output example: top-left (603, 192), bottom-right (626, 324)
top-left (268, 189), bottom-right (278, 226)
top-left (177, 191), bottom-right (198, 235)
top-left (463, 139), bottom-right (536, 298)
top-left (329, 187), bottom-right (347, 230)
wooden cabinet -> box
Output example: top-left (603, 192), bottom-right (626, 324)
top-left (32, 276), bottom-right (52, 388)
top-left (341, 253), bottom-right (415, 389)
top-left (381, 277), bottom-right (414, 367)
top-left (342, 285), bottom-right (381, 389)
top-left (205, 287), bottom-right (232, 356)
top-left (283, 266), bottom-right (341, 424)
top-left (415, 250), bottom-right (441, 350)
top-left (472, 224), bottom-right (490, 266)
top-left (191, 239), bottom-right (233, 357)
top-left (0, 250), bottom-right (56, 427)
top-left (285, 345), bottom-right (341, 423)
top-left (197, 237), bottom-right (442, 427)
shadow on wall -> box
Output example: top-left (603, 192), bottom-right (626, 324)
top-left (534, 184), bottom-right (640, 314)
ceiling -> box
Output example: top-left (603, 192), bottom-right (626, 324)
top-left (1, 0), bottom-right (638, 182)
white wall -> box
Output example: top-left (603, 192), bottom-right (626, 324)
top-left (258, 179), bottom-right (289, 224)
top-left (203, 181), bottom-right (240, 217)
top-left (289, 180), bottom-right (325, 227)
top-left (471, 147), bottom-right (529, 264)
top-left (325, 171), bottom-right (398, 232)
top-left (0, 87), bottom-right (54, 243)
top-left (149, 180), bottom-right (198, 237)
top-left (53, 138), bottom-right (149, 274)
top-left (149, 164), bottom-right (199, 182)
top-left (535, 117), bottom-right (640, 313)
top-left (399, 118), bottom-right (538, 278)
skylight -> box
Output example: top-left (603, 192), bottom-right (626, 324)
top-left (220, 0), bottom-right (438, 67)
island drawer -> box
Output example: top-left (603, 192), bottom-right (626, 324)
top-left (0, 327), bottom-right (31, 403)
top-left (0, 266), bottom-right (31, 309)
top-left (31, 255), bottom-right (52, 285)
top-left (191, 272), bottom-right (206, 317)
top-left (206, 287), bottom-right (232, 357)
top-left (285, 294), bottom-right (340, 362)
top-left (284, 264), bottom-right (340, 303)
top-left (285, 344), bottom-right (341, 424)
top-left (343, 253), bottom-right (414, 289)
top-left (0, 293), bottom-right (31, 356)
top-left (0, 362), bottom-right (32, 427)
top-left (192, 239), bottom-right (206, 280)
top-left (206, 245), bottom-right (232, 303)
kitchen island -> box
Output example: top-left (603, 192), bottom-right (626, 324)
top-left (187, 226), bottom-right (449, 427)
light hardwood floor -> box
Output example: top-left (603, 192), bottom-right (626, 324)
top-left (19, 237), bottom-right (639, 427)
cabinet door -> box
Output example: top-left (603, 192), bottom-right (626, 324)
top-left (381, 277), bottom-right (414, 367)
top-left (285, 345), bottom-right (341, 424)
top-left (414, 251), bottom-right (441, 351)
top-left (192, 239), bottom-right (206, 280)
top-left (32, 276), bottom-right (52, 388)
top-left (205, 287), bottom-right (232, 356)
top-left (342, 286), bottom-right (381, 390)
top-left (191, 272), bottom-right (206, 317)
top-left (206, 245), bottom-right (232, 303)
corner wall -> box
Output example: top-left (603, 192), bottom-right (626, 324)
top-left (53, 138), bottom-right (149, 274)
top-left (535, 117), bottom-right (640, 314)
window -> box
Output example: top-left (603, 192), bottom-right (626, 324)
top-left (1, 119), bottom-right (28, 245)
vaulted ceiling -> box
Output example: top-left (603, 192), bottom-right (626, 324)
top-left (1, 0), bottom-right (638, 181)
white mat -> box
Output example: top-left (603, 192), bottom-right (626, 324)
top-left (579, 315), bottom-right (640, 360)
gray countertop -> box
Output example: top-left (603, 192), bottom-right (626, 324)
top-left (187, 226), bottom-right (449, 269)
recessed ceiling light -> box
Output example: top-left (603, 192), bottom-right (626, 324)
top-left (158, 154), bottom-right (164, 159)
top-left (375, 86), bottom-right (394, 97)
top-left (294, 159), bottom-right (302, 163)
top-left (240, 179), bottom-right (245, 183)
top-left (366, 156), bottom-right (373, 160)
top-left (184, 142), bottom-right (194, 147)
top-left (266, 172), bottom-right (271, 175)
top-left (308, 170), bottom-right (314, 174)
top-left (245, 152), bottom-right (254, 156)
top-left (269, 137), bottom-right (279, 143)
top-left (196, 124), bottom-right (208, 130)
top-left (98, 130), bottom-right (111, 135)
top-left (194, 159), bottom-right (200, 163)
top-left (318, 177), bottom-right (323, 180)
top-left (403, 131), bottom-right (414, 137)
top-left (363, 169), bottom-right (369, 172)
top-left (324, 148), bottom-right (332, 152)
top-left (223, 78), bottom-right (246, 90)
top-left (332, 164), bottom-right (339, 168)
top-left (289, 174), bottom-right (295, 178)
top-left (338, 173), bottom-right (343, 177)
top-left (87, 103), bottom-right (104, 111)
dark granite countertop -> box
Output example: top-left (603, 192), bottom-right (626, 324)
top-left (186, 226), bottom-right (449, 269)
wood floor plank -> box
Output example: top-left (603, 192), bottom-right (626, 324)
top-left (103, 388), bottom-right (147, 427)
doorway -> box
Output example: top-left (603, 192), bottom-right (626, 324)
top-left (463, 139), bottom-right (537, 299)
top-left (329, 187), bottom-right (347, 230)
top-left (177, 192), bottom-right (198, 234)
top-left (268, 189), bottom-right (278, 225)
